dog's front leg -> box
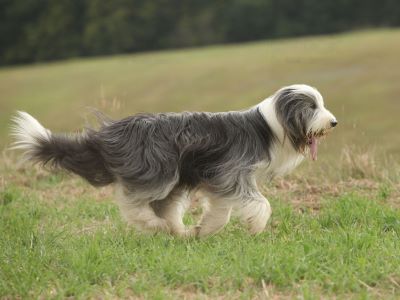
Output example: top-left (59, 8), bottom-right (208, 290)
top-left (236, 193), bottom-right (272, 234)
top-left (195, 196), bottom-right (232, 237)
top-left (151, 189), bottom-right (192, 237)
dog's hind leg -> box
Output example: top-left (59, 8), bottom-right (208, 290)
top-left (195, 194), bottom-right (232, 237)
top-left (116, 187), bottom-right (169, 234)
top-left (151, 189), bottom-right (192, 237)
top-left (235, 192), bottom-right (271, 234)
top-left (120, 202), bottom-right (169, 233)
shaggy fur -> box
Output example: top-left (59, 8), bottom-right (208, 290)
top-left (11, 84), bottom-right (337, 237)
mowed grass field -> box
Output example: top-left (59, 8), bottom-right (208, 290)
top-left (1, 30), bottom-right (400, 299)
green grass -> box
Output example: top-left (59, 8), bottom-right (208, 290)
top-left (1, 29), bottom-right (400, 298)
top-left (1, 172), bottom-right (399, 299)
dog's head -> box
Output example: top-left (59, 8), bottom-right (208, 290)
top-left (274, 84), bottom-right (337, 160)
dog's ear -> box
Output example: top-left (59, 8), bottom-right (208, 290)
top-left (274, 88), bottom-right (316, 151)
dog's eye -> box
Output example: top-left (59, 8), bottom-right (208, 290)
top-left (311, 103), bottom-right (317, 110)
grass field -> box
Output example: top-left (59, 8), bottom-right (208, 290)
top-left (1, 29), bottom-right (400, 158)
top-left (1, 29), bottom-right (400, 299)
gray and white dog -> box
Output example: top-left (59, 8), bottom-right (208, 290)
top-left (11, 84), bottom-right (337, 237)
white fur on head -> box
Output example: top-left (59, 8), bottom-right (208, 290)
top-left (259, 84), bottom-right (337, 139)
top-left (257, 94), bottom-right (284, 143)
top-left (281, 84), bottom-right (336, 134)
top-left (307, 93), bottom-right (336, 135)
top-left (258, 84), bottom-right (337, 166)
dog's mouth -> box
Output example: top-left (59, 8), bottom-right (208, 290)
top-left (306, 130), bottom-right (329, 161)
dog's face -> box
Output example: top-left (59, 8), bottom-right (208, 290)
top-left (274, 84), bottom-right (337, 160)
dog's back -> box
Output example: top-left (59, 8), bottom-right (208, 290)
top-left (11, 109), bottom-right (274, 196)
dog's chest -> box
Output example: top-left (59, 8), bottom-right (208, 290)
top-left (256, 143), bottom-right (304, 180)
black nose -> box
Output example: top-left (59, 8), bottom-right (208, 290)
top-left (330, 120), bottom-right (338, 127)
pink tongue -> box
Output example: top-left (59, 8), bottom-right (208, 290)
top-left (310, 137), bottom-right (318, 161)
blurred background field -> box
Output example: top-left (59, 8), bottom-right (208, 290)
top-left (1, 29), bottom-right (400, 163)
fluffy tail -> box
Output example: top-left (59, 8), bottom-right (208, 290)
top-left (10, 111), bottom-right (114, 186)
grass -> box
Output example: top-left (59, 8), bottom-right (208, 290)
top-left (1, 29), bottom-right (400, 299)
top-left (1, 168), bottom-right (400, 299)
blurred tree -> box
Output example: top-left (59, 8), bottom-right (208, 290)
top-left (0, 0), bottom-right (399, 65)
top-left (26, 0), bottom-right (85, 61)
top-left (219, 0), bottom-right (276, 42)
top-left (83, 0), bottom-right (136, 54)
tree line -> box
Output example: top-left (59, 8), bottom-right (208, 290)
top-left (1, 0), bottom-right (399, 65)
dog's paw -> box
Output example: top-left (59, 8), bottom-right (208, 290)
top-left (180, 225), bottom-right (201, 238)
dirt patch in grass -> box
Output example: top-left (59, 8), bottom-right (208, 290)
top-left (262, 177), bottom-right (400, 212)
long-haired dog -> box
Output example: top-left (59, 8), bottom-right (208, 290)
top-left (11, 84), bottom-right (337, 237)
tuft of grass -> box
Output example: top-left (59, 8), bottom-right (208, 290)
top-left (341, 146), bottom-right (380, 180)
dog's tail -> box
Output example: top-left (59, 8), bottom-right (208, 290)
top-left (10, 111), bottom-right (114, 186)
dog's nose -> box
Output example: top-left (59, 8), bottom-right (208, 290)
top-left (330, 119), bottom-right (338, 128)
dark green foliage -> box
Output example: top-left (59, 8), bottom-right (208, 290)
top-left (1, 0), bottom-right (400, 65)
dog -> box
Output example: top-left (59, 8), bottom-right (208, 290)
top-left (11, 84), bottom-right (337, 237)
